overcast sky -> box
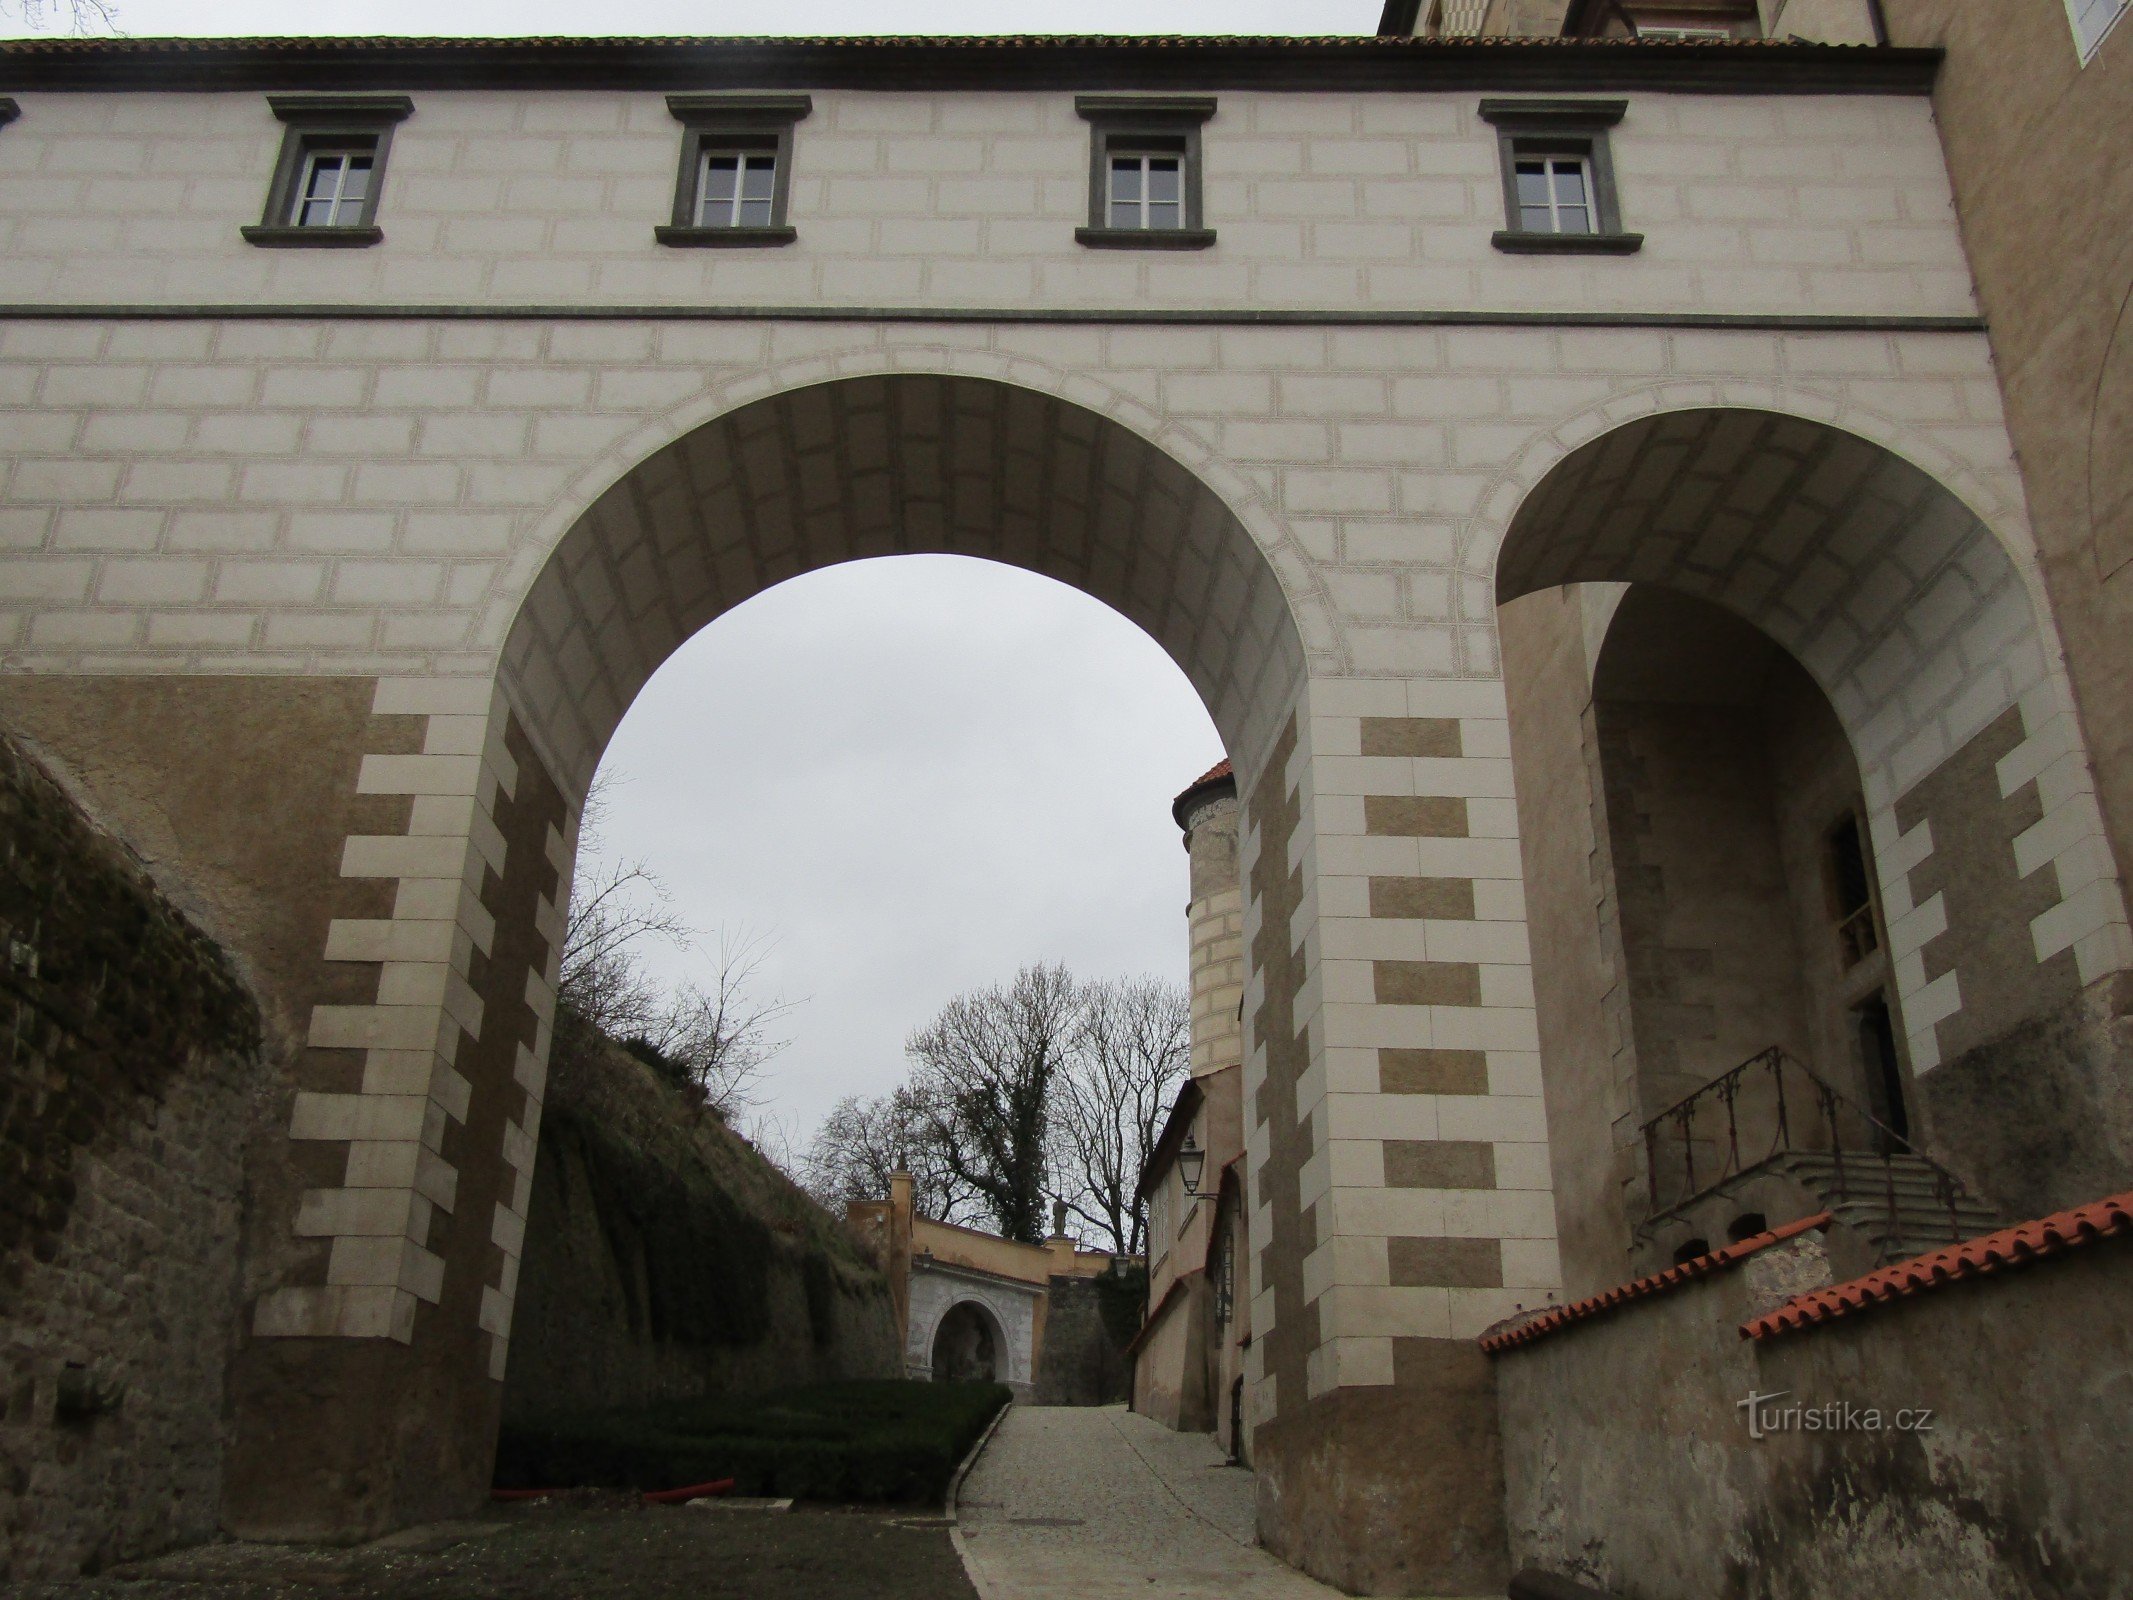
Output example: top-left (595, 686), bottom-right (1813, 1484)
top-left (588, 556), bottom-right (1225, 1156)
top-left (5, 0), bottom-right (1378, 40)
top-left (0, 0), bottom-right (1342, 1153)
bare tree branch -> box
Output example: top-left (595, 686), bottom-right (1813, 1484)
top-left (1, 0), bottom-right (120, 36)
top-left (906, 962), bottom-right (1084, 1245)
top-left (554, 770), bottom-right (796, 1122)
top-left (1051, 976), bottom-right (1191, 1257)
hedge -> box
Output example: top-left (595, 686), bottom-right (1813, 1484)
top-left (494, 1379), bottom-right (1010, 1504)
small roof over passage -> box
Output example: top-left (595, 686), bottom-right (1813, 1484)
top-left (501, 374), bottom-right (1303, 804)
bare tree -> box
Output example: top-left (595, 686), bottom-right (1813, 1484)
top-left (1051, 976), bottom-right (1191, 1257)
top-left (800, 1083), bottom-right (985, 1227)
top-left (554, 772), bottom-right (795, 1120)
top-left (906, 963), bottom-right (1084, 1244)
top-left (2, 0), bottom-right (119, 35)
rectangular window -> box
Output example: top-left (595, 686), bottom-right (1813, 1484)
top-left (696, 149), bottom-right (778, 229)
top-left (1479, 98), bottom-right (1641, 256)
top-left (1514, 154), bottom-right (1594, 235)
top-left (1076, 95), bottom-right (1216, 250)
top-left (294, 146), bottom-right (375, 229)
top-left (658, 94), bottom-right (811, 247)
top-left (1828, 812), bottom-right (1880, 968)
top-left (1108, 151), bottom-right (1184, 231)
top-left (243, 94), bottom-right (410, 249)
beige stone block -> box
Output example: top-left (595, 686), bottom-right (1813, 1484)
top-left (306, 1004), bottom-right (451, 1056)
top-left (356, 752), bottom-right (485, 799)
top-left (294, 1186), bottom-right (421, 1239)
top-left (289, 1090), bottom-right (429, 1145)
top-left (491, 1202), bottom-right (527, 1259)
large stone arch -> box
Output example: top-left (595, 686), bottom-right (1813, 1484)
top-left (495, 371), bottom-right (1309, 805)
top-left (1494, 408), bottom-right (2132, 1284)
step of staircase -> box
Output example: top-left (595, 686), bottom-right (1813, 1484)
top-left (1772, 1151), bottom-right (1998, 1257)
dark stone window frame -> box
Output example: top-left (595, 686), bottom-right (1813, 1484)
top-left (242, 94), bottom-right (412, 249)
top-left (1479, 98), bottom-right (1643, 256)
top-left (1075, 94), bottom-right (1217, 251)
top-left (656, 93), bottom-right (811, 248)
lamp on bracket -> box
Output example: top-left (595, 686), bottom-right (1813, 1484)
top-left (1178, 1133), bottom-right (1206, 1197)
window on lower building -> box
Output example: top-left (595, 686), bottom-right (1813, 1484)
top-left (1076, 95), bottom-right (1217, 250)
top-left (243, 94), bottom-right (411, 248)
top-left (1479, 98), bottom-right (1642, 256)
top-left (1828, 811), bottom-right (1880, 968)
top-left (658, 93), bottom-right (811, 247)
top-left (2068, 0), bottom-right (2131, 62)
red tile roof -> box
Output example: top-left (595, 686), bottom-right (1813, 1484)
top-left (1741, 1188), bottom-right (2133, 1341)
top-left (1172, 759), bottom-right (1236, 827)
top-left (1479, 1213), bottom-right (1830, 1355)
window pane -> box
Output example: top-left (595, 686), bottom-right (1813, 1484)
top-left (738, 197), bottom-right (773, 226)
top-left (700, 153), bottom-right (738, 224)
top-left (1557, 204), bottom-right (1591, 233)
top-left (1552, 161), bottom-right (1588, 207)
top-left (1520, 204), bottom-right (1554, 232)
top-left (1110, 158), bottom-right (1141, 203)
top-left (740, 156), bottom-right (775, 202)
top-left (304, 156), bottom-right (343, 198)
top-left (1515, 162), bottom-right (1551, 209)
top-left (1148, 158), bottom-right (1181, 204)
top-left (1149, 200), bottom-right (1182, 230)
top-left (339, 158), bottom-right (371, 204)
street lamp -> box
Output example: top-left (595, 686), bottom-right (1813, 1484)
top-left (1178, 1133), bottom-right (1206, 1197)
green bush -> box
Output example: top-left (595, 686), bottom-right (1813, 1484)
top-left (493, 1379), bottom-right (1010, 1504)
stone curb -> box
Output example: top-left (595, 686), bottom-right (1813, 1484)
top-left (945, 1397), bottom-right (1014, 1600)
top-left (946, 1397), bottom-right (1013, 1527)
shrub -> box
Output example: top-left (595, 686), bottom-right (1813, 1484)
top-left (493, 1379), bottom-right (1010, 1504)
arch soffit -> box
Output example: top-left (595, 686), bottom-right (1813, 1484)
top-left (488, 345), bottom-right (1333, 664)
top-left (492, 349), bottom-right (1325, 794)
top-left (1475, 381), bottom-right (2037, 609)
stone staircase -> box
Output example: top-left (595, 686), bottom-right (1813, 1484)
top-left (1773, 1149), bottom-right (1999, 1263)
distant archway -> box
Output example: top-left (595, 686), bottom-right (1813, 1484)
top-left (930, 1300), bottom-right (1004, 1384)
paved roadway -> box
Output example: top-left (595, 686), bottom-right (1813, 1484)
top-left (952, 1405), bottom-right (1343, 1600)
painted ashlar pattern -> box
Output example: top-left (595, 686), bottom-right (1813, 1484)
top-left (4, 316), bottom-right (2121, 1397)
top-left (0, 64), bottom-right (2122, 1401)
top-left (0, 89), bottom-right (1972, 318)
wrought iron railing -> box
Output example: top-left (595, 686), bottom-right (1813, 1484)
top-left (1636, 1046), bottom-right (1972, 1254)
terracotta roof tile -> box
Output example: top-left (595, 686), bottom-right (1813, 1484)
top-left (1172, 758), bottom-right (1235, 827)
top-left (1479, 1212), bottom-right (1831, 1355)
top-left (1741, 1188), bottom-right (2133, 1341)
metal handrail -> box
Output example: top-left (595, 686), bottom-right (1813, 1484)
top-left (1636, 1045), bottom-right (1972, 1253)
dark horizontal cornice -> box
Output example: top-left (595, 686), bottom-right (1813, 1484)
top-left (0, 35), bottom-right (1943, 96)
top-left (0, 303), bottom-right (1987, 331)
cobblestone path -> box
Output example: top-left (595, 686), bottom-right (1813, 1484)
top-left (952, 1406), bottom-right (1342, 1600)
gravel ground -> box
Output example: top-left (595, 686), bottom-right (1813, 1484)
top-left (6, 1499), bottom-right (981, 1600)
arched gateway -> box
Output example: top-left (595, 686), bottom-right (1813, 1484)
top-left (1, 29), bottom-right (2128, 1598)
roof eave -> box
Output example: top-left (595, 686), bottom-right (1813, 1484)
top-left (0, 37), bottom-right (1944, 96)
